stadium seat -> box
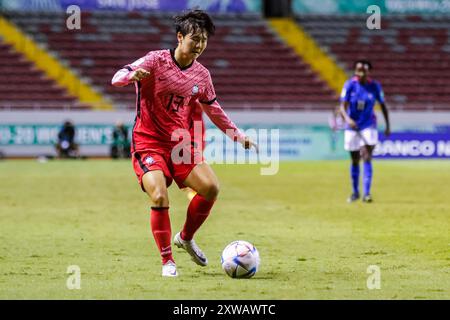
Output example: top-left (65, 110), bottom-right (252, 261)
top-left (296, 14), bottom-right (450, 111)
top-left (0, 41), bottom-right (83, 110)
top-left (3, 11), bottom-right (337, 111)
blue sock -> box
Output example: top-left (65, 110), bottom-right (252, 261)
top-left (363, 161), bottom-right (373, 196)
top-left (351, 163), bottom-right (360, 195)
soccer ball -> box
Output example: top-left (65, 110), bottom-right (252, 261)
top-left (221, 240), bottom-right (260, 279)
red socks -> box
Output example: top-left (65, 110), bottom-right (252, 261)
top-left (181, 194), bottom-right (215, 241)
top-left (150, 207), bottom-right (173, 264)
top-left (150, 195), bottom-right (215, 264)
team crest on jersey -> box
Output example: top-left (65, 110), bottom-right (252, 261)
top-left (192, 85), bottom-right (199, 95)
top-left (145, 156), bottom-right (154, 165)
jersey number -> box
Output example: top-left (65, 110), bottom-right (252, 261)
top-left (357, 100), bottom-right (365, 111)
top-left (166, 94), bottom-right (185, 112)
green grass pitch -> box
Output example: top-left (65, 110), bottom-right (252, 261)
top-left (0, 159), bottom-right (449, 299)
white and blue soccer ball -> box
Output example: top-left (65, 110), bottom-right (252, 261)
top-left (221, 240), bottom-right (260, 279)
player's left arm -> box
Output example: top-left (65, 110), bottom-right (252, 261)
top-left (200, 99), bottom-right (258, 152)
top-left (376, 82), bottom-right (391, 136)
top-left (380, 102), bottom-right (390, 136)
top-left (339, 81), bottom-right (357, 129)
top-left (199, 72), bottom-right (258, 152)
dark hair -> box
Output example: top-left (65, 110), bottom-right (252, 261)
top-left (354, 59), bottom-right (372, 70)
top-left (173, 9), bottom-right (215, 37)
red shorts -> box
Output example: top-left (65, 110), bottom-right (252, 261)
top-left (132, 142), bottom-right (204, 191)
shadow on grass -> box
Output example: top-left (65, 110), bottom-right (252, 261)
top-left (194, 269), bottom-right (285, 281)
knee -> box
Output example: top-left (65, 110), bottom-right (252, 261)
top-left (362, 153), bottom-right (372, 162)
top-left (351, 157), bottom-right (360, 166)
top-left (350, 152), bottom-right (360, 165)
top-left (151, 190), bottom-right (169, 207)
top-left (201, 182), bottom-right (220, 201)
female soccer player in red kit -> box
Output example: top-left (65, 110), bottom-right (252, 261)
top-left (112, 10), bottom-right (257, 277)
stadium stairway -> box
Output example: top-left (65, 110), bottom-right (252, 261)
top-left (0, 15), bottom-right (113, 110)
top-left (268, 18), bottom-right (347, 96)
top-left (296, 15), bottom-right (450, 111)
top-left (3, 11), bottom-right (337, 111)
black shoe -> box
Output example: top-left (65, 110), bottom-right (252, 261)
top-left (347, 193), bottom-right (360, 203)
top-left (362, 194), bottom-right (373, 203)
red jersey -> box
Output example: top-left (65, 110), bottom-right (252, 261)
top-left (112, 49), bottom-right (245, 153)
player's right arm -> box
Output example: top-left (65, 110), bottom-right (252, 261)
top-left (339, 101), bottom-right (357, 129)
top-left (111, 56), bottom-right (152, 87)
top-left (339, 81), bottom-right (357, 129)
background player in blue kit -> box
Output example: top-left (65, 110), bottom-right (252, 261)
top-left (339, 60), bottom-right (391, 203)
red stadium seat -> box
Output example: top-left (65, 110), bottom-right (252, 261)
top-left (3, 11), bottom-right (337, 111)
top-left (0, 40), bottom-right (83, 110)
top-left (296, 14), bottom-right (450, 110)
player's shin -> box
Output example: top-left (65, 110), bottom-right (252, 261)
top-left (150, 207), bottom-right (174, 264)
top-left (181, 194), bottom-right (215, 241)
top-left (363, 161), bottom-right (373, 196)
top-left (351, 163), bottom-right (360, 195)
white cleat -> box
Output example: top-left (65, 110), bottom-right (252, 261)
top-left (162, 260), bottom-right (178, 277)
top-left (174, 232), bottom-right (208, 266)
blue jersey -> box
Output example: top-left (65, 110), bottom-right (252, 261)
top-left (340, 77), bottom-right (385, 130)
